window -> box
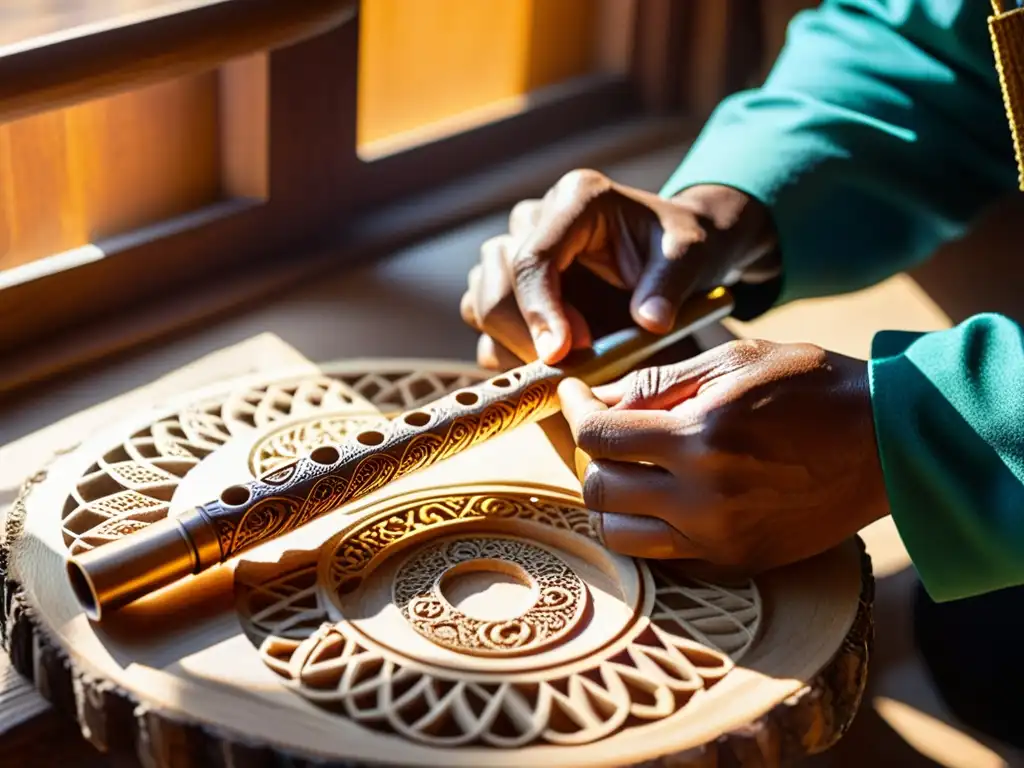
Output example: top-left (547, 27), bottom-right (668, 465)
top-left (0, 0), bottom-right (758, 396)
top-left (357, 0), bottom-right (632, 156)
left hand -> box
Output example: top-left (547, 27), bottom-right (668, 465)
top-left (557, 338), bottom-right (890, 572)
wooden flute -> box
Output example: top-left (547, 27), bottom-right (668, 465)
top-left (66, 287), bottom-right (733, 619)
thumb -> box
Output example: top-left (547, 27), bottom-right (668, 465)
top-left (556, 377), bottom-right (608, 443)
top-left (591, 357), bottom-right (711, 411)
top-left (629, 225), bottom-right (703, 334)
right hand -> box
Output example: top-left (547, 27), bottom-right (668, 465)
top-left (460, 170), bottom-right (777, 369)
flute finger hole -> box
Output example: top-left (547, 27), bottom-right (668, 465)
top-left (310, 445), bottom-right (340, 465)
top-left (403, 411), bottom-right (431, 428)
top-left (221, 485), bottom-right (251, 506)
top-left (455, 391), bottom-right (480, 406)
top-left (356, 430), bottom-right (385, 447)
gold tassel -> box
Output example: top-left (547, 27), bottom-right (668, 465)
top-left (989, 0), bottom-right (1024, 191)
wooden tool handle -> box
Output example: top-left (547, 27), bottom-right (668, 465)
top-left (66, 288), bottom-right (733, 619)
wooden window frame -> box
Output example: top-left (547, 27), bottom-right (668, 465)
top-left (0, 0), bottom-right (761, 398)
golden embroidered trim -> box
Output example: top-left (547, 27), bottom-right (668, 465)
top-left (989, 3), bottom-right (1024, 191)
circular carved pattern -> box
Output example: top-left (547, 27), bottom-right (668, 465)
top-left (237, 492), bottom-right (763, 749)
top-left (59, 367), bottom-right (486, 555)
top-left (393, 537), bottom-right (587, 656)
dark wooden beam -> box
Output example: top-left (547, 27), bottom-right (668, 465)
top-left (0, 0), bottom-right (356, 124)
top-left (630, 0), bottom-right (689, 113)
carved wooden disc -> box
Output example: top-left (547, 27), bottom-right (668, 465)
top-left (3, 360), bottom-right (873, 768)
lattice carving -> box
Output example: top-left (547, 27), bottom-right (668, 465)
top-left (60, 369), bottom-right (486, 555)
top-left (237, 493), bottom-right (762, 749)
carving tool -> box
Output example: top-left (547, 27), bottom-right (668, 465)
top-left (67, 287), bottom-right (734, 619)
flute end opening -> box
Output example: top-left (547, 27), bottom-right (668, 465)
top-left (67, 559), bottom-right (100, 621)
top-left (65, 516), bottom-right (199, 621)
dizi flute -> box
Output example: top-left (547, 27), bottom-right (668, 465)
top-left (67, 287), bottom-right (733, 620)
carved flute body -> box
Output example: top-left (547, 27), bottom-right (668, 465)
top-left (67, 288), bottom-right (733, 619)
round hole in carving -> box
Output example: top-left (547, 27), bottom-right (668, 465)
top-left (403, 411), bottom-right (431, 428)
top-left (491, 377), bottom-right (512, 388)
top-left (356, 430), bottom-right (385, 447)
top-left (439, 559), bottom-right (537, 621)
top-left (455, 391), bottom-right (480, 406)
top-left (310, 445), bottom-right (340, 465)
top-left (221, 484), bottom-right (251, 506)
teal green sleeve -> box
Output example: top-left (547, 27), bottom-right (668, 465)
top-left (870, 314), bottom-right (1024, 602)
top-left (661, 0), bottom-right (1016, 308)
top-left (659, 2), bottom-right (1024, 602)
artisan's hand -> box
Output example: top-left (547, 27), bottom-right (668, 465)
top-left (460, 171), bottom-right (776, 369)
top-left (558, 339), bottom-right (890, 572)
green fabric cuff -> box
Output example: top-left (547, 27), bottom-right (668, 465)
top-left (869, 320), bottom-right (1024, 602)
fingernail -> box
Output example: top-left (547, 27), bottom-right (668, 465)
top-left (535, 330), bottom-right (558, 361)
top-left (637, 296), bottom-right (674, 329)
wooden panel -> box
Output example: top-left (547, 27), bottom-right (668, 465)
top-left (219, 53), bottom-right (269, 200)
top-left (0, 110), bottom-right (84, 269)
top-left (356, 0), bottom-right (601, 148)
top-left (66, 71), bottom-right (221, 240)
top-left (525, 0), bottom-right (596, 90)
top-left (0, 72), bottom-right (220, 272)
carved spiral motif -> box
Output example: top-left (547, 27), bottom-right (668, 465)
top-left (393, 537), bottom-right (587, 656)
top-left (238, 493), bottom-right (763, 750)
top-left (474, 400), bottom-right (517, 442)
top-left (397, 432), bottom-right (444, 474)
top-left (229, 496), bottom-right (305, 553)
